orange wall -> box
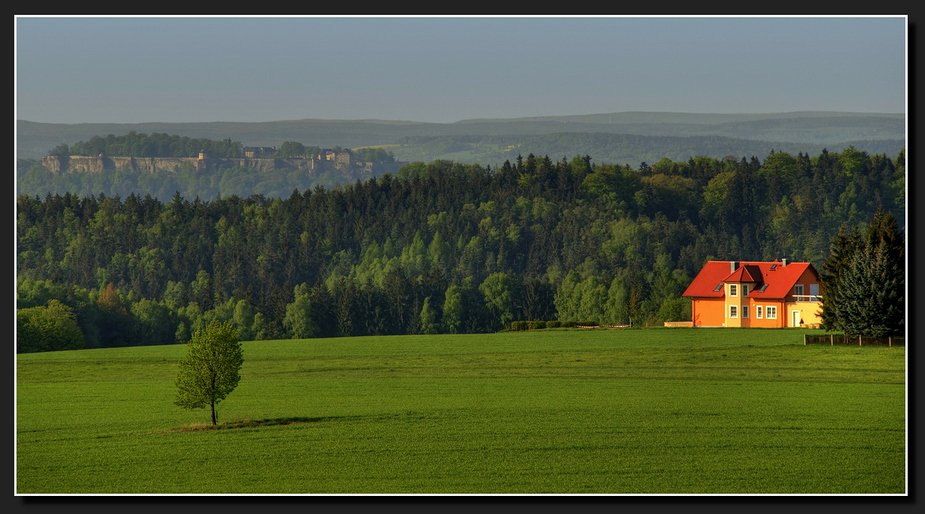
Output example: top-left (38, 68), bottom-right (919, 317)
top-left (692, 298), bottom-right (726, 326)
top-left (790, 268), bottom-right (821, 301)
top-left (693, 298), bottom-right (821, 328)
top-left (747, 300), bottom-right (785, 328)
top-left (693, 298), bottom-right (795, 328)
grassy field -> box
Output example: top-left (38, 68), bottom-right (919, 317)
top-left (16, 327), bottom-right (906, 495)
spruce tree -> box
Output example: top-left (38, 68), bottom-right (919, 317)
top-left (822, 207), bottom-right (904, 336)
top-left (819, 225), bottom-right (862, 330)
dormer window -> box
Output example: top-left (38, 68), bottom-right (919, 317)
top-left (729, 284), bottom-right (737, 297)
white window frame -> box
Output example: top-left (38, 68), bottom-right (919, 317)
top-left (756, 305), bottom-right (763, 319)
top-left (742, 284), bottom-right (749, 297)
top-left (729, 284), bottom-right (737, 297)
top-left (742, 305), bottom-right (749, 318)
top-left (794, 284), bottom-right (804, 296)
top-left (766, 306), bottom-right (777, 319)
top-left (729, 305), bottom-right (737, 318)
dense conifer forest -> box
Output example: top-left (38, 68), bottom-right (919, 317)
top-left (16, 146), bottom-right (905, 351)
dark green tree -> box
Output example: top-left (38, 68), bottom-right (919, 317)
top-left (17, 300), bottom-right (87, 353)
top-left (275, 141), bottom-right (306, 158)
top-left (821, 208), bottom-right (904, 336)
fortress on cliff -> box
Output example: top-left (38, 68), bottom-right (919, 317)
top-left (41, 147), bottom-right (402, 177)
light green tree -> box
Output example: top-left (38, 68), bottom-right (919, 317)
top-left (442, 284), bottom-right (465, 334)
top-left (479, 272), bottom-right (516, 330)
top-left (428, 230), bottom-right (452, 271)
top-left (174, 321), bottom-right (243, 426)
top-left (603, 277), bottom-right (628, 326)
top-left (283, 285), bottom-right (320, 339)
top-left (419, 296), bottom-right (440, 335)
top-left (554, 270), bottom-right (605, 323)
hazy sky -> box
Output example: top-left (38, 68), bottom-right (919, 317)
top-left (15, 15), bottom-right (907, 124)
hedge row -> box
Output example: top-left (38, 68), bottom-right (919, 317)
top-left (509, 320), bottom-right (601, 331)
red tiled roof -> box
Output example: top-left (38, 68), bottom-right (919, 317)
top-left (682, 260), bottom-right (817, 299)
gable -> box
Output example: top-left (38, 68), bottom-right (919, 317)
top-left (723, 264), bottom-right (761, 284)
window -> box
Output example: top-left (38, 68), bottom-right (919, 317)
top-left (729, 284), bottom-right (737, 297)
top-left (766, 306), bottom-right (777, 319)
top-left (742, 284), bottom-right (749, 296)
top-left (729, 306), bottom-right (737, 318)
top-left (794, 284), bottom-right (804, 296)
top-left (742, 305), bottom-right (749, 318)
top-left (809, 283), bottom-right (819, 302)
top-left (756, 306), bottom-right (763, 319)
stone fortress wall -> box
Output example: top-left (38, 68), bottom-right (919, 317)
top-left (41, 148), bottom-right (396, 176)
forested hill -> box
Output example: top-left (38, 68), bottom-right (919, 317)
top-left (392, 132), bottom-right (903, 169)
top-left (16, 111), bottom-right (904, 165)
top-left (17, 147), bottom-right (904, 350)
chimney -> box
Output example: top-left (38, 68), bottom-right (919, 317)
top-left (781, 258), bottom-right (787, 267)
top-left (730, 261), bottom-right (737, 272)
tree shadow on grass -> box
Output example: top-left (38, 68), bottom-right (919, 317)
top-left (169, 416), bottom-right (337, 433)
top-left (165, 410), bottom-right (429, 434)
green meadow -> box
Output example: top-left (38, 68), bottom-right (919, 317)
top-left (16, 328), bottom-right (906, 494)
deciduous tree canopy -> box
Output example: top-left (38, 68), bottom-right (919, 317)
top-left (174, 321), bottom-right (243, 425)
top-left (16, 300), bottom-right (86, 353)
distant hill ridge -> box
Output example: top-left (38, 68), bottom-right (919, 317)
top-left (454, 110), bottom-right (904, 125)
top-left (17, 111), bottom-right (904, 164)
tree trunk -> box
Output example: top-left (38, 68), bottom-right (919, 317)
top-left (211, 401), bottom-right (216, 425)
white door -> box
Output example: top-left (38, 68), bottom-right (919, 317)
top-left (792, 310), bottom-right (801, 327)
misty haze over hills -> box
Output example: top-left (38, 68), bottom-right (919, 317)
top-left (16, 111), bottom-right (904, 167)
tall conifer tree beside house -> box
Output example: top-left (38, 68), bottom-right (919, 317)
top-left (819, 226), bottom-right (862, 331)
top-left (821, 208), bottom-right (904, 337)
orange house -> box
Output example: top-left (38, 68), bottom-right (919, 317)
top-left (682, 260), bottom-right (822, 328)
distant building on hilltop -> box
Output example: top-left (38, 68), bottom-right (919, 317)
top-left (42, 145), bottom-right (401, 177)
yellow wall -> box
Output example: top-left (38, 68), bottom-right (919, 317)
top-left (787, 301), bottom-right (822, 328)
top-left (786, 268), bottom-right (823, 328)
top-left (723, 282), bottom-right (758, 327)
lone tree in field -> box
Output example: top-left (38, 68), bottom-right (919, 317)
top-left (821, 207), bottom-right (904, 337)
top-left (175, 321), bottom-right (244, 425)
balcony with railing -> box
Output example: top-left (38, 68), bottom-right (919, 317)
top-left (793, 294), bottom-right (821, 302)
